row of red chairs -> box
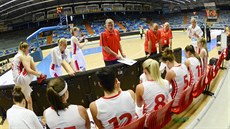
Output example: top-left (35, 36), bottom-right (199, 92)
top-left (118, 48), bottom-right (228, 129)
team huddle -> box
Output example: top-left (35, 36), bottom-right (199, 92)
top-left (6, 18), bottom-right (208, 129)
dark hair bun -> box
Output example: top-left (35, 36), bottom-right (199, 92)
top-left (164, 48), bottom-right (173, 55)
top-left (14, 86), bottom-right (22, 93)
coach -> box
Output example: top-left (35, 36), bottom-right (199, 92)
top-left (100, 19), bottom-right (126, 66)
top-left (160, 22), bottom-right (173, 50)
top-left (144, 23), bottom-right (162, 57)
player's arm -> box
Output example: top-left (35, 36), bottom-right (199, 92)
top-left (199, 50), bottom-right (206, 58)
top-left (20, 56), bottom-right (41, 77)
top-left (78, 106), bottom-right (91, 129)
top-left (184, 59), bottom-right (191, 68)
top-left (165, 70), bottom-right (176, 83)
top-left (61, 60), bottom-right (75, 76)
top-left (73, 37), bottom-right (87, 49)
top-left (89, 102), bottom-right (104, 129)
top-left (187, 27), bottom-right (191, 39)
top-left (135, 84), bottom-right (144, 107)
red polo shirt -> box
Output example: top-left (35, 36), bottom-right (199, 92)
top-left (100, 29), bottom-right (121, 61)
top-left (160, 28), bottom-right (173, 47)
top-left (144, 29), bottom-right (161, 53)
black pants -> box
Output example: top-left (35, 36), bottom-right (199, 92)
top-left (140, 34), bottom-right (143, 39)
top-left (145, 51), bottom-right (157, 57)
top-left (207, 32), bottom-right (211, 42)
top-left (104, 60), bottom-right (118, 66)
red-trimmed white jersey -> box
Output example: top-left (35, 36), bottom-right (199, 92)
top-left (44, 105), bottom-right (86, 129)
top-left (170, 64), bottom-right (190, 107)
top-left (71, 36), bottom-right (80, 55)
top-left (12, 51), bottom-right (27, 80)
top-left (198, 48), bottom-right (208, 75)
top-left (142, 80), bottom-right (171, 116)
top-left (187, 57), bottom-right (201, 84)
top-left (95, 91), bottom-right (136, 129)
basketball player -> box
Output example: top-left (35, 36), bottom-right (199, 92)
top-left (89, 68), bottom-right (136, 129)
top-left (50, 38), bottom-right (76, 77)
top-left (144, 23), bottom-right (162, 57)
top-left (184, 45), bottom-right (201, 85)
top-left (136, 59), bottom-right (171, 118)
top-left (161, 48), bottom-right (190, 107)
top-left (187, 18), bottom-right (203, 51)
top-left (12, 41), bottom-right (47, 110)
top-left (44, 78), bottom-right (90, 129)
top-left (100, 19), bottom-right (126, 66)
top-left (160, 22), bottom-right (173, 50)
top-left (70, 27), bottom-right (88, 71)
top-left (197, 38), bottom-right (208, 75)
top-left (7, 86), bottom-right (43, 129)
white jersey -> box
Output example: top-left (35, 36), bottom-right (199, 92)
top-left (11, 51), bottom-right (34, 99)
top-left (187, 25), bottom-right (203, 48)
top-left (187, 57), bottom-right (201, 84)
top-left (12, 51), bottom-right (24, 80)
top-left (95, 91), bottom-right (136, 129)
top-left (71, 36), bottom-right (86, 71)
top-left (170, 64), bottom-right (190, 107)
top-left (198, 48), bottom-right (208, 75)
top-left (44, 105), bottom-right (86, 129)
top-left (50, 46), bottom-right (71, 77)
top-left (7, 105), bottom-right (43, 129)
top-left (142, 80), bottom-right (171, 116)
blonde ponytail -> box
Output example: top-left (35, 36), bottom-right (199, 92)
top-left (143, 59), bottom-right (165, 86)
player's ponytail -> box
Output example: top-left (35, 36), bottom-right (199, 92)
top-left (161, 48), bottom-right (175, 62)
top-left (46, 78), bottom-right (69, 115)
top-left (185, 45), bottom-right (201, 63)
top-left (19, 41), bottom-right (29, 51)
top-left (12, 86), bottom-right (25, 103)
top-left (199, 37), bottom-right (209, 57)
top-left (143, 59), bottom-right (164, 86)
top-left (70, 27), bottom-right (79, 36)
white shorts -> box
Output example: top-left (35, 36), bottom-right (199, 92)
top-left (50, 64), bottom-right (62, 77)
top-left (72, 50), bottom-right (86, 71)
top-left (14, 71), bottom-right (34, 100)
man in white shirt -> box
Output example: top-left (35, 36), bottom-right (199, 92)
top-left (187, 18), bottom-right (203, 51)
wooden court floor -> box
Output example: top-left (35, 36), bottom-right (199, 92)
top-left (0, 30), bottom-right (224, 129)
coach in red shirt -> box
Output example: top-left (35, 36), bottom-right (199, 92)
top-left (144, 23), bottom-right (162, 57)
top-left (100, 19), bottom-right (126, 66)
top-left (160, 22), bottom-right (173, 50)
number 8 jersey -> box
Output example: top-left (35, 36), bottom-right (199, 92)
top-left (95, 91), bottom-right (136, 129)
top-left (142, 80), bottom-right (171, 116)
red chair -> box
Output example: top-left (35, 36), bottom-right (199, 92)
top-left (213, 50), bottom-right (225, 78)
top-left (146, 100), bottom-right (174, 129)
top-left (192, 75), bottom-right (206, 98)
top-left (203, 66), bottom-right (214, 96)
top-left (118, 115), bottom-right (146, 129)
top-left (171, 84), bottom-right (194, 114)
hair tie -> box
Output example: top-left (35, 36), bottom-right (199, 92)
top-left (58, 81), bottom-right (68, 96)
